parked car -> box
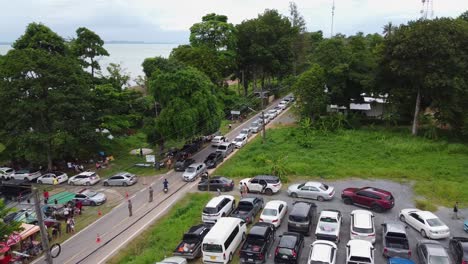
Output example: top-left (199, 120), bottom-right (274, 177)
top-left (287, 201), bottom-right (317, 235)
top-left (239, 128), bottom-right (252, 138)
top-left (465, 220), bottom-right (468, 233)
top-left (346, 239), bottom-right (375, 264)
top-left (399, 209), bottom-right (450, 239)
top-left (449, 237), bottom-right (468, 264)
top-left (382, 221), bottom-right (411, 259)
top-left (11, 169), bottom-right (41, 181)
top-left (267, 109), bottom-right (278, 118)
top-left (278, 103), bottom-right (287, 110)
top-left (36, 171), bottom-right (68, 185)
top-left (240, 175), bottom-right (282, 195)
top-left (204, 152), bottom-right (224, 169)
top-left (307, 240), bottom-right (337, 264)
top-left (350, 210), bottom-right (376, 244)
top-left (211, 136), bottom-right (227, 147)
top-left (68, 171), bottom-right (100, 186)
top-left (201, 195), bottom-right (235, 224)
top-left (0, 167), bottom-right (14, 180)
top-left (182, 163), bottom-right (207, 182)
top-left (416, 240), bottom-right (452, 264)
top-left (239, 222), bottom-right (276, 264)
top-left (274, 232), bottom-right (304, 264)
top-left (0, 179), bottom-right (32, 201)
top-left (341, 186), bottom-right (395, 212)
top-left (155, 256), bottom-right (187, 264)
top-left (217, 142), bottom-right (235, 158)
top-left (387, 258), bottom-right (415, 264)
top-left (274, 106), bottom-right (283, 113)
top-left (174, 158), bottom-right (196, 172)
top-left (173, 224), bottom-right (211, 259)
top-left (260, 200), bottom-right (288, 228)
top-left (315, 210), bottom-right (342, 243)
top-left (103, 172), bottom-right (137, 186)
top-left (202, 217), bottom-right (247, 264)
top-left (198, 176), bottom-right (234, 192)
top-left (287, 181), bottom-right (335, 201)
top-left (249, 122), bottom-right (261, 133)
top-left (231, 197), bottom-right (264, 224)
top-left (232, 135), bottom-right (248, 148)
top-left (72, 189), bottom-right (106, 206)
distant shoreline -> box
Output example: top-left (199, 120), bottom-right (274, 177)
top-left (0, 41), bottom-right (183, 45)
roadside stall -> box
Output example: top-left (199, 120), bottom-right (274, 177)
top-left (7, 223), bottom-right (42, 263)
top-left (0, 243), bottom-right (12, 264)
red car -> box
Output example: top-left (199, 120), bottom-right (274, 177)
top-left (341, 187), bottom-right (395, 212)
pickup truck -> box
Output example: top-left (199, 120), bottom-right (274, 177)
top-left (173, 224), bottom-right (210, 259)
top-left (240, 222), bottom-right (276, 264)
top-left (382, 221), bottom-right (411, 258)
top-left (231, 197), bottom-right (264, 224)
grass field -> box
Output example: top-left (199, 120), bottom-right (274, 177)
top-left (214, 127), bottom-right (468, 206)
top-left (107, 193), bottom-right (212, 264)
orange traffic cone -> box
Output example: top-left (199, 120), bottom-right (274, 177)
top-left (96, 234), bottom-right (101, 243)
top-left (98, 209), bottom-right (102, 216)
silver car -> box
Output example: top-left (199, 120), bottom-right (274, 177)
top-left (156, 256), bottom-right (187, 264)
top-left (103, 172), bottom-right (137, 187)
top-left (0, 167), bottom-right (15, 180)
top-left (249, 122), bottom-right (261, 133)
top-left (417, 240), bottom-right (452, 264)
top-left (216, 142), bottom-right (235, 158)
top-left (73, 189), bottom-right (107, 206)
top-left (182, 163), bottom-right (207, 182)
top-left (287, 181), bottom-right (335, 201)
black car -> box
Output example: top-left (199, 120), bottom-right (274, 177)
top-left (449, 237), bottom-right (468, 264)
top-left (174, 158), bottom-right (195, 172)
top-left (240, 222), bottom-right (276, 264)
top-left (287, 201), bottom-right (317, 235)
top-left (204, 152), bottom-right (224, 169)
top-left (173, 224), bottom-right (211, 259)
top-left (198, 176), bottom-right (234, 192)
top-left (274, 232), bottom-right (304, 264)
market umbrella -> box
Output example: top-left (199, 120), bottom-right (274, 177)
top-left (6, 233), bottom-right (21, 246)
top-left (0, 242), bottom-right (10, 253)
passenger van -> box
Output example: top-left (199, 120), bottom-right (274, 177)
top-left (202, 195), bottom-right (235, 224)
top-left (202, 217), bottom-right (247, 264)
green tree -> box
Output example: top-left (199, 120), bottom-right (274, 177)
top-left (71, 27), bottom-right (109, 78)
top-left (104, 63), bottom-right (130, 91)
top-left (293, 64), bottom-right (329, 119)
top-left (383, 22), bottom-right (395, 38)
top-left (142, 56), bottom-right (183, 78)
top-left (0, 23), bottom-right (96, 169)
top-left (149, 66), bottom-right (223, 149)
top-left (289, 2), bottom-right (307, 75)
top-left (189, 13), bottom-right (237, 51)
top-left (0, 199), bottom-right (22, 241)
top-left (380, 18), bottom-right (468, 136)
top-left (459, 10), bottom-right (468, 21)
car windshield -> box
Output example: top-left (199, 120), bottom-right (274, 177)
top-left (186, 167), bottom-right (195, 173)
top-left (84, 191), bottom-right (97, 197)
top-left (203, 243), bottom-right (223, 253)
top-left (349, 256), bottom-right (372, 263)
top-left (207, 154), bottom-right (215, 159)
top-left (251, 122), bottom-right (258, 126)
top-left (241, 129), bottom-right (248, 133)
top-left (427, 218), bottom-right (444, 227)
top-left (320, 217), bottom-right (337, 223)
top-left (353, 226), bottom-right (373, 234)
top-left (319, 184), bottom-right (329, 191)
top-left (297, 183), bottom-right (305, 189)
top-left (203, 207), bottom-right (218, 214)
top-left (428, 255), bottom-right (450, 264)
top-left (262, 209), bottom-right (277, 216)
top-left (234, 138), bottom-right (242, 142)
top-left (278, 248), bottom-right (293, 255)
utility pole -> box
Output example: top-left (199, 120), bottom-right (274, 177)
top-left (260, 84), bottom-right (266, 144)
top-left (33, 188), bottom-right (53, 264)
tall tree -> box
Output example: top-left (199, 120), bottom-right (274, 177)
top-left (104, 63), bottom-right (130, 91)
top-left (289, 2), bottom-right (307, 75)
top-left (72, 27), bottom-right (109, 78)
top-left (0, 23), bottom-right (96, 169)
top-left (459, 10), bottom-right (468, 21)
top-left (293, 64), bottom-right (329, 119)
top-left (383, 22), bottom-right (395, 38)
top-left (189, 13), bottom-right (237, 51)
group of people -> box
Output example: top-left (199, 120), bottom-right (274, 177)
top-left (127, 179), bottom-right (167, 217)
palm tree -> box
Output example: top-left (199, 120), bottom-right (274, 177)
top-left (383, 22), bottom-right (394, 37)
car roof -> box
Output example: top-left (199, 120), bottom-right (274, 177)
top-left (278, 232), bottom-right (300, 248)
top-left (388, 257), bottom-right (416, 264)
top-left (265, 200), bottom-right (286, 209)
top-left (187, 224), bottom-right (209, 235)
top-left (213, 136), bottom-right (224, 140)
top-left (77, 171), bottom-right (96, 177)
top-left (424, 242), bottom-right (448, 256)
top-left (210, 176), bottom-right (229, 181)
top-left (311, 241), bottom-right (336, 261)
top-left (362, 186), bottom-right (392, 196)
top-left (320, 210), bottom-right (340, 218)
top-left (249, 224), bottom-right (270, 237)
top-left (384, 221), bottom-right (406, 233)
top-left (253, 175), bottom-right (279, 180)
top-left (205, 195), bottom-right (234, 207)
top-left (219, 142), bottom-right (231, 147)
top-left (239, 197), bottom-right (257, 203)
top-left (291, 202), bottom-right (314, 216)
top-left (115, 172), bottom-right (132, 177)
top-left (347, 239), bottom-right (373, 258)
top-left (352, 210), bottom-right (373, 229)
top-left (188, 162), bottom-right (204, 167)
top-left (304, 181), bottom-right (324, 187)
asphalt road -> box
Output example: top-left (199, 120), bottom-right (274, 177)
top-left (31, 96), bottom-right (291, 264)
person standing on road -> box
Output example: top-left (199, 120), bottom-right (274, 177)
top-left (149, 186), bottom-right (154, 202)
top-left (43, 190), bottom-right (49, 204)
top-left (453, 202), bottom-right (459, 219)
top-left (128, 199), bottom-right (133, 217)
top-left (240, 183), bottom-right (245, 198)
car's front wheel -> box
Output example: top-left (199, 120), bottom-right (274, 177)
top-left (103, 182), bottom-right (109, 187)
top-left (343, 197), bottom-right (353, 205)
top-left (421, 229), bottom-right (427, 238)
top-left (371, 204), bottom-right (383, 213)
top-left (290, 193), bottom-right (298, 198)
top-left (123, 182), bottom-right (128, 187)
top-left (86, 182), bottom-right (91, 186)
top-left (37, 180), bottom-right (43, 184)
top-left (399, 215), bottom-right (406, 223)
top-left (317, 196), bottom-right (324, 202)
top-left (264, 189), bottom-right (273, 196)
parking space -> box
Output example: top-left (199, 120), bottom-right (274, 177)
top-left (227, 178), bottom-right (465, 263)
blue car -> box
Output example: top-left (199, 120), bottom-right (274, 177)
top-left (464, 220), bottom-right (468, 232)
top-left (388, 257), bottom-right (415, 264)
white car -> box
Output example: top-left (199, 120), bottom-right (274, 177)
top-left (156, 256), bottom-right (187, 264)
top-left (232, 135), bottom-right (247, 148)
top-left (278, 103), bottom-right (287, 110)
top-left (11, 169), bottom-right (41, 181)
top-left (346, 239), bottom-right (375, 264)
top-left (239, 128), bottom-right (251, 138)
top-left (68, 171), bottom-right (100, 186)
top-left (211, 136), bottom-right (227, 147)
top-left (350, 210), bottom-right (375, 244)
top-left (399, 208), bottom-right (450, 239)
top-left (37, 171), bottom-right (68, 185)
top-left (249, 122), bottom-right (261, 133)
top-left (267, 109), bottom-right (278, 118)
top-left (240, 175), bottom-right (282, 195)
top-left (0, 167), bottom-right (15, 180)
top-left (259, 200), bottom-right (287, 228)
top-left (287, 181), bottom-right (335, 201)
top-left (308, 240), bottom-right (337, 264)
top-left (315, 210), bottom-right (342, 243)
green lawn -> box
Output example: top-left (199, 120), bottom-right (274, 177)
top-left (107, 193), bottom-right (212, 264)
top-left (214, 127), bottom-right (468, 206)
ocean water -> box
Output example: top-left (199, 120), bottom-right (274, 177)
top-left (0, 43), bottom-right (179, 81)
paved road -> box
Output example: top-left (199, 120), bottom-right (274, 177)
top-left (33, 96), bottom-right (291, 264)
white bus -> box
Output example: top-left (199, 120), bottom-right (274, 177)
top-left (202, 217), bottom-right (247, 263)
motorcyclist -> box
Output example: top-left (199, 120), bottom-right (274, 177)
top-left (163, 179), bottom-right (169, 191)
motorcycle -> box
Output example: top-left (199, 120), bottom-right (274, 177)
top-left (163, 187), bottom-right (168, 193)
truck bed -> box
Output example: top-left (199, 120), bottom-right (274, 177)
top-left (385, 236), bottom-right (409, 249)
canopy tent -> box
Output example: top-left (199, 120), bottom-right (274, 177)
top-left (19, 223), bottom-right (40, 241)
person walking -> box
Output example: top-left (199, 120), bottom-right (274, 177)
top-left (128, 199), bottom-right (133, 217)
top-left (240, 183), bottom-right (245, 198)
top-left (453, 202), bottom-right (459, 219)
top-left (69, 217), bottom-right (75, 233)
top-left (43, 190), bottom-right (49, 204)
top-left (166, 158), bottom-right (172, 170)
top-left (148, 186), bottom-right (154, 202)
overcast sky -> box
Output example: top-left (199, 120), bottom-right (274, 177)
top-left (1, 0), bottom-right (466, 43)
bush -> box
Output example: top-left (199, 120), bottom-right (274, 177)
top-left (415, 199), bottom-right (438, 212)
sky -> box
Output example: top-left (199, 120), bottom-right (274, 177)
top-left (1, 0), bottom-right (466, 43)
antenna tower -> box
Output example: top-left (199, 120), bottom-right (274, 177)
top-left (421, 0), bottom-right (434, 19)
top-left (330, 0), bottom-right (335, 37)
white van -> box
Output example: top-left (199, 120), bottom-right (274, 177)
top-left (202, 195), bottom-right (235, 224)
top-left (202, 217), bottom-right (247, 264)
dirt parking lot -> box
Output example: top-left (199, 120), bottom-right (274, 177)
top-left (221, 178), bottom-right (466, 263)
